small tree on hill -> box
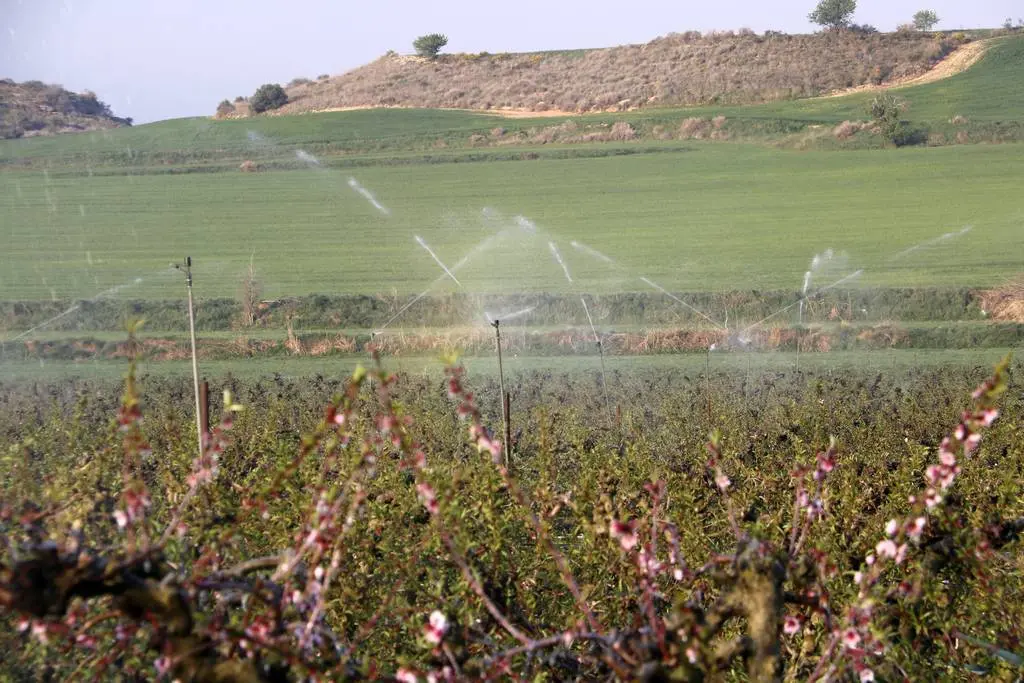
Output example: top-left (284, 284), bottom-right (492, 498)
top-left (413, 33), bottom-right (448, 58)
top-left (250, 83), bottom-right (288, 114)
top-left (808, 0), bottom-right (856, 30)
top-left (913, 9), bottom-right (940, 31)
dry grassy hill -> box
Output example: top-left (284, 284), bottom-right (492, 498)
top-left (0, 80), bottom-right (131, 139)
top-left (222, 30), bottom-right (967, 117)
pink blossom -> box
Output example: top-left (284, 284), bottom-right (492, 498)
top-left (979, 408), bottom-right (999, 427)
top-left (925, 489), bottom-right (942, 509)
top-left (714, 472), bottom-right (731, 492)
top-left (685, 647), bottom-right (698, 664)
top-left (875, 539), bottom-right (898, 559)
top-left (964, 432), bottom-right (981, 452)
top-left (907, 516), bottom-right (926, 541)
top-left (884, 519), bottom-right (898, 537)
top-left (424, 610), bottom-right (448, 645)
top-left (853, 571), bottom-right (863, 584)
top-left (783, 615), bottom-right (801, 635)
top-left (842, 627), bottom-right (861, 650)
top-left (894, 543), bottom-right (908, 564)
top-left (859, 668), bottom-right (875, 682)
top-left (396, 669), bottom-right (418, 683)
top-left (609, 518), bottom-right (638, 551)
top-left (939, 448), bottom-right (957, 467)
top-left (865, 553), bottom-right (875, 566)
top-left (416, 483), bottom-right (439, 515)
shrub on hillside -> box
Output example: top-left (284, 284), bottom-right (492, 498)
top-left (413, 33), bottom-right (448, 58)
top-left (215, 99), bottom-right (235, 118)
top-left (867, 92), bottom-right (906, 142)
top-left (249, 83), bottom-right (288, 114)
top-left (808, 0), bottom-right (857, 30)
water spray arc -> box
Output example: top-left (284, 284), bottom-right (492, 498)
top-left (415, 235), bottom-right (461, 286)
top-left (174, 257), bottom-right (203, 461)
top-left (375, 233), bottom-right (502, 334)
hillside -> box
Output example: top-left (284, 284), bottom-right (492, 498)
top-left (223, 30), bottom-right (965, 117)
top-left (0, 79), bottom-right (131, 139)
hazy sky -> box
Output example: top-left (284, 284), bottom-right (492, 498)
top-left (2, 0), bottom-right (1020, 123)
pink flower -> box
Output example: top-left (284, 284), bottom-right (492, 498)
top-left (638, 548), bottom-right (662, 575)
top-left (783, 615), bottom-right (801, 635)
top-left (685, 646), bottom-right (698, 664)
top-left (884, 519), bottom-right (898, 537)
top-left (416, 483), bottom-right (439, 515)
top-left (424, 610), bottom-right (448, 645)
top-left (396, 669), bottom-right (418, 683)
top-left (842, 627), bottom-right (861, 650)
top-left (875, 539), bottom-right (898, 559)
top-left (853, 571), bottom-right (863, 584)
top-left (964, 432), bottom-right (981, 452)
top-left (939, 448), bottom-right (957, 467)
top-left (925, 489), bottom-right (942, 509)
top-left (859, 668), bottom-right (875, 682)
top-left (609, 519), bottom-right (638, 551)
top-left (817, 450), bottom-right (836, 474)
top-left (894, 543), bottom-right (908, 564)
top-left (714, 472), bottom-right (731, 492)
top-left (865, 553), bottom-right (875, 566)
top-left (979, 408), bottom-right (999, 427)
top-left (907, 516), bottom-right (926, 541)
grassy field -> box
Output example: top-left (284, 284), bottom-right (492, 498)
top-left (0, 348), bottom-right (1018, 384)
top-left (2, 142), bottom-right (1022, 302)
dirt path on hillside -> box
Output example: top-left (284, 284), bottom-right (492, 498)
top-left (817, 39), bottom-right (992, 98)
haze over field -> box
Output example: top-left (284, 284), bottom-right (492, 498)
top-left (2, 0), bottom-right (1022, 122)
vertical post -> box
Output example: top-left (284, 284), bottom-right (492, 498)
top-left (178, 256), bottom-right (203, 460)
top-left (705, 345), bottom-right (712, 424)
top-left (503, 391), bottom-right (512, 460)
top-left (199, 380), bottom-right (210, 438)
top-left (492, 320), bottom-right (510, 468)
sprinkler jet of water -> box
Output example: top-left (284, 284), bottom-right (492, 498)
top-left (568, 240), bottom-right (724, 331)
top-left (415, 235), bottom-right (461, 286)
top-left (740, 269), bottom-right (864, 337)
top-left (375, 233), bottom-right (501, 334)
top-left (640, 277), bottom-right (727, 330)
top-left (888, 225), bottom-right (972, 262)
top-left (7, 272), bottom-right (154, 344)
top-left (347, 177), bottom-right (390, 216)
top-left (548, 241), bottom-right (573, 284)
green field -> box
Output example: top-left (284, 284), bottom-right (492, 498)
top-left (1, 36), bottom-right (1022, 379)
top-left (2, 142), bottom-right (1022, 301)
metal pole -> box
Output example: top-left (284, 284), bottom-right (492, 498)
top-left (492, 320), bottom-right (510, 468)
top-left (178, 256), bottom-right (203, 460)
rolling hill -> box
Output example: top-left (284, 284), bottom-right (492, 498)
top-left (0, 80), bottom-right (131, 139)
top-left (224, 30), bottom-right (966, 117)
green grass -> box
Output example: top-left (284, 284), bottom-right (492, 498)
top-left (0, 348), bottom-right (1018, 383)
top-left (2, 142), bottom-right (1021, 301)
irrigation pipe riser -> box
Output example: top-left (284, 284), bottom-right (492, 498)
top-left (176, 257), bottom-right (203, 460)
top-left (492, 320), bottom-right (511, 469)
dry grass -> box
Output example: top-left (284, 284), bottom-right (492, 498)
top-left (250, 32), bottom-right (960, 116)
top-left (978, 276), bottom-right (1024, 322)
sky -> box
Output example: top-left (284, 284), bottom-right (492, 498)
top-left (2, 0), bottom-right (1021, 124)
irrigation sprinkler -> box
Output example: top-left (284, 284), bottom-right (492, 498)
top-left (491, 319), bottom-right (511, 468)
top-left (174, 256), bottom-right (203, 459)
